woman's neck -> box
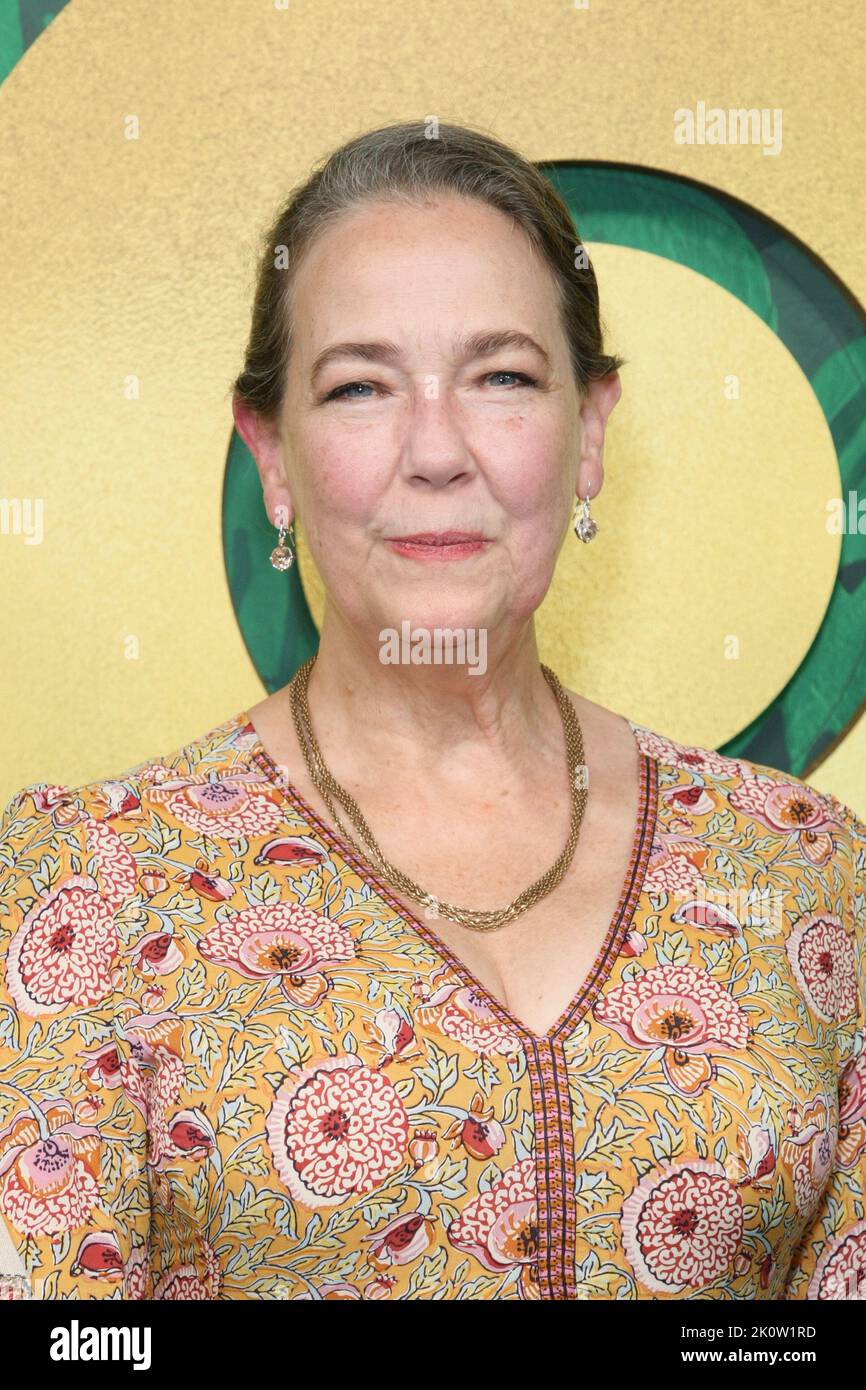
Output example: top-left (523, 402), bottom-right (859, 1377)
top-left (298, 611), bottom-right (568, 786)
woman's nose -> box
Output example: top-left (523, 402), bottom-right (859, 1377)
top-left (400, 393), bottom-right (476, 485)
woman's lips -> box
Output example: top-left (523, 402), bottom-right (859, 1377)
top-left (385, 532), bottom-right (490, 561)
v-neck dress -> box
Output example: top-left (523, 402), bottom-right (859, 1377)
top-left (0, 711), bottom-right (864, 1301)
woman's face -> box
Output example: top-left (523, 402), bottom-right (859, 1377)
top-left (268, 192), bottom-right (610, 644)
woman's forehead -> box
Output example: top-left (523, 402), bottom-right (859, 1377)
top-left (288, 212), bottom-right (562, 350)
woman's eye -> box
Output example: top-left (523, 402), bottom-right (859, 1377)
top-left (484, 370), bottom-right (537, 388)
top-left (323, 371), bottom-right (537, 402)
top-left (324, 381), bottom-right (378, 401)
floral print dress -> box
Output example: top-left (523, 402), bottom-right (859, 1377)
top-left (0, 711), bottom-right (864, 1301)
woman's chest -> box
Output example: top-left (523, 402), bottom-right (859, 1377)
top-left (336, 759), bottom-right (648, 1041)
top-left (122, 752), bottom-right (860, 1299)
top-left (380, 869), bottom-right (632, 1041)
top-left (135, 885), bottom-right (848, 1302)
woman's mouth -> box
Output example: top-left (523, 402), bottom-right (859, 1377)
top-left (385, 531), bottom-right (490, 561)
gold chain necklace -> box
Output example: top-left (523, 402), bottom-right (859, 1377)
top-left (287, 653), bottom-right (589, 932)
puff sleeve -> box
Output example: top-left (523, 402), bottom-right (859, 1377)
top-left (782, 800), bottom-right (866, 1300)
top-left (0, 784), bottom-right (152, 1299)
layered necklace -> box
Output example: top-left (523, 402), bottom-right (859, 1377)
top-left (287, 653), bottom-right (588, 932)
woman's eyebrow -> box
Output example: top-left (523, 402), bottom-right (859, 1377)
top-left (459, 329), bottom-right (551, 368)
top-left (311, 339), bottom-right (402, 383)
top-left (310, 329), bottom-right (551, 383)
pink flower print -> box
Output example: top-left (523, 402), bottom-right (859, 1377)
top-left (670, 897), bottom-right (742, 935)
top-left (84, 817), bottom-right (138, 908)
top-left (80, 1040), bottom-right (125, 1090)
top-left (74, 1096), bottom-right (102, 1124)
top-left (786, 913), bottom-right (858, 1023)
top-left (837, 1053), bottom-right (866, 1171)
top-left (808, 1219), bottom-right (866, 1299)
top-left (152, 1264), bottom-right (213, 1299)
top-left (201, 1237), bottom-right (223, 1298)
top-left (5, 874), bottom-right (119, 1017)
top-left (253, 834), bottom-right (328, 869)
top-left (123, 1242), bottom-right (150, 1300)
top-left (442, 1091), bottom-right (507, 1160)
top-left (70, 1229), bottom-right (123, 1279)
top-left (724, 1124), bottom-right (777, 1187)
top-left (644, 834), bottom-right (708, 898)
top-left (50, 801), bottom-right (84, 831)
top-left (167, 1108), bottom-right (216, 1158)
top-left (759, 1250), bottom-right (777, 1290)
top-left (156, 776), bottom-right (287, 841)
top-left (593, 964), bottom-right (750, 1096)
top-left (780, 1092), bottom-right (838, 1219)
top-left (0, 1099), bottom-right (102, 1238)
top-left (96, 781), bottom-right (142, 819)
top-left (184, 860), bottom-right (235, 903)
top-left (139, 1054), bottom-right (188, 1172)
top-left (362, 1007), bottom-right (421, 1068)
top-left (198, 901), bottom-right (356, 1009)
top-left (27, 785), bottom-right (73, 816)
top-left (447, 1156), bottom-right (538, 1296)
top-left (129, 761), bottom-right (175, 789)
top-left (730, 776), bottom-right (840, 866)
top-left (415, 977), bottom-right (523, 1056)
top-left (621, 1159), bottom-right (744, 1294)
top-left (118, 1010), bottom-right (188, 1170)
top-left (364, 1274), bottom-right (398, 1298)
top-left (126, 929), bottom-right (184, 977)
top-left (662, 783), bottom-right (716, 817)
top-left (265, 1054), bottom-right (409, 1209)
top-left (139, 870), bottom-right (169, 898)
top-left (363, 1211), bottom-right (438, 1269)
top-left (150, 1234), bottom-right (222, 1295)
top-left (621, 928), bottom-right (647, 957)
top-left (232, 721), bottom-right (262, 752)
top-left (140, 984), bottom-right (166, 1012)
top-left (408, 1129), bottom-right (440, 1172)
top-left (118, 1007), bottom-right (185, 1061)
top-left (631, 728), bottom-right (748, 780)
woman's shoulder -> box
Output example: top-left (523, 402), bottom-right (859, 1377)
top-left (629, 708), bottom-right (852, 807)
top-left (624, 718), bottom-right (866, 1072)
top-left (641, 715), bottom-right (863, 840)
top-left (569, 686), bottom-right (856, 812)
top-left (572, 688), bottom-right (864, 843)
top-left (0, 709), bottom-right (262, 885)
top-left (627, 712), bottom-right (865, 933)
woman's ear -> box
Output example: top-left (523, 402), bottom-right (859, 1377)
top-left (576, 370), bottom-right (622, 500)
top-left (232, 397), bottom-right (294, 526)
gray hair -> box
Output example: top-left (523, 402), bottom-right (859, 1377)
top-left (232, 119), bottom-right (625, 421)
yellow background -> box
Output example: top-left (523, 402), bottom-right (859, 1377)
top-left (1, 0), bottom-right (864, 815)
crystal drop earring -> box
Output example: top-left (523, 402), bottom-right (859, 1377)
top-left (269, 516), bottom-right (296, 570)
top-left (573, 493), bottom-right (598, 543)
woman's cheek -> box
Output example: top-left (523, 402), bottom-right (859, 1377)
top-left (307, 450), bottom-right (380, 518)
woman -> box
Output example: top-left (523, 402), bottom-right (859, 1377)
top-left (0, 120), bottom-right (863, 1302)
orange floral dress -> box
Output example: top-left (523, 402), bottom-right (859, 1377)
top-left (0, 712), bottom-right (864, 1301)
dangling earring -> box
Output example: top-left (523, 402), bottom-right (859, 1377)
top-left (270, 515), bottom-right (296, 570)
top-left (573, 493), bottom-right (598, 543)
